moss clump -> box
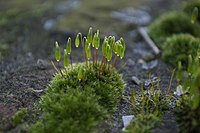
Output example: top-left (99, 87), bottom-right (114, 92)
top-left (30, 63), bottom-right (125, 133)
top-left (182, 0), bottom-right (200, 22)
top-left (12, 108), bottom-right (28, 127)
top-left (175, 96), bottom-right (200, 133)
top-left (148, 11), bottom-right (200, 47)
top-left (0, 44), bottom-right (9, 60)
top-left (162, 34), bottom-right (200, 68)
top-left (125, 114), bottom-right (160, 133)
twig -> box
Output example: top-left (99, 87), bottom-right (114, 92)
top-left (138, 27), bottom-right (160, 55)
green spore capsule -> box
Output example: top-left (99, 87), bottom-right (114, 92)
top-left (78, 68), bottom-right (84, 81)
top-left (92, 33), bottom-right (97, 48)
top-left (87, 27), bottom-right (93, 44)
top-left (191, 7), bottom-right (198, 24)
top-left (75, 33), bottom-right (81, 48)
top-left (55, 41), bottom-right (61, 62)
top-left (64, 49), bottom-right (69, 68)
top-left (66, 37), bottom-right (71, 55)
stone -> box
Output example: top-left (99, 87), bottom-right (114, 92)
top-left (131, 76), bottom-right (141, 85)
top-left (122, 115), bottom-right (135, 130)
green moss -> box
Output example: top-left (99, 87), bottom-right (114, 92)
top-left (182, 0), bottom-right (200, 22)
top-left (12, 108), bottom-right (28, 127)
top-left (148, 11), bottom-right (200, 47)
top-left (30, 63), bottom-right (125, 133)
top-left (124, 114), bottom-right (160, 133)
top-left (0, 43), bottom-right (9, 60)
top-left (162, 34), bottom-right (200, 68)
top-left (175, 96), bottom-right (200, 133)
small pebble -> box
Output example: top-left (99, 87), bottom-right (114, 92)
top-left (174, 85), bottom-right (184, 96)
top-left (127, 59), bottom-right (135, 66)
top-left (131, 76), bottom-right (141, 85)
top-left (37, 59), bottom-right (49, 70)
top-left (122, 115), bottom-right (135, 130)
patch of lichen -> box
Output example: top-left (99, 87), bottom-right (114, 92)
top-left (182, 0), bottom-right (200, 22)
top-left (162, 34), bottom-right (200, 69)
top-left (148, 11), bottom-right (200, 47)
top-left (30, 62), bottom-right (125, 133)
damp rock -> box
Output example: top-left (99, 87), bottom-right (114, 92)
top-left (111, 7), bottom-right (151, 26)
top-left (174, 85), bottom-right (184, 96)
top-left (122, 115), bottom-right (135, 131)
top-left (131, 76), bottom-right (142, 85)
top-left (37, 59), bottom-right (49, 70)
top-left (43, 19), bottom-right (56, 30)
top-left (144, 76), bottom-right (159, 88)
top-left (127, 59), bottom-right (135, 66)
top-left (55, 0), bottom-right (80, 13)
top-left (141, 60), bottom-right (158, 70)
top-left (169, 99), bottom-right (176, 108)
top-left (144, 79), bottom-right (151, 87)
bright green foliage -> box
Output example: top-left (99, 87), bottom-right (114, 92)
top-left (75, 33), bottom-right (81, 48)
top-left (124, 114), bottom-right (160, 133)
top-left (77, 67), bottom-right (84, 81)
top-left (30, 63), bottom-right (125, 133)
top-left (66, 37), bottom-right (71, 55)
top-left (175, 53), bottom-right (200, 132)
top-left (95, 30), bottom-right (100, 49)
top-left (148, 11), bottom-right (200, 47)
top-left (86, 46), bottom-right (91, 60)
top-left (63, 49), bottom-right (69, 68)
top-left (162, 34), bottom-right (200, 69)
top-left (12, 108), bottom-right (28, 127)
top-left (85, 40), bottom-right (91, 60)
top-left (176, 61), bottom-right (183, 85)
top-left (102, 37), bottom-right (108, 57)
top-left (175, 96), bottom-right (200, 133)
top-left (191, 7), bottom-right (199, 24)
top-left (182, 0), bottom-right (200, 22)
top-left (55, 41), bottom-right (61, 62)
top-left (125, 73), bottom-right (170, 133)
top-left (87, 27), bottom-right (93, 44)
top-left (106, 44), bottom-right (112, 61)
top-left (92, 33), bottom-right (97, 48)
top-left (42, 28), bottom-right (126, 133)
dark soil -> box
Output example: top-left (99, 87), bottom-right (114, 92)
top-left (0, 0), bottom-right (181, 133)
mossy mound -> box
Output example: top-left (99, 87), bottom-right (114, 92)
top-left (162, 34), bottom-right (200, 68)
top-left (148, 11), bottom-right (200, 47)
top-left (182, 0), bottom-right (200, 22)
top-left (30, 63), bottom-right (125, 133)
top-left (175, 96), bottom-right (200, 133)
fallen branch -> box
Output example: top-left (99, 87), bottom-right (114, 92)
top-left (138, 27), bottom-right (160, 56)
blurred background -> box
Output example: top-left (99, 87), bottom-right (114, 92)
top-left (0, 0), bottom-right (181, 61)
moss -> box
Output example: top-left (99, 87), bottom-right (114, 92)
top-left (30, 63), bottom-right (125, 133)
top-left (175, 96), bottom-right (200, 133)
top-left (161, 34), bottom-right (200, 68)
top-left (182, 0), bottom-right (200, 22)
top-left (124, 114), bottom-right (160, 133)
top-left (148, 11), bottom-right (200, 47)
top-left (12, 108), bottom-right (28, 127)
top-left (0, 43), bottom-right (9, 60)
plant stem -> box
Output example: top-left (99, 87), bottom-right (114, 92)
top-left (92, 47), bottom-right (94, 66)
top-left (57, 61), bottom-right (64, 77)
top-left (51, 61), bottom-right (60, 74)
top-left (81, 34), bottom-right (87, 63)
top-left (112, 55), bottom-right (117, 67)
top-left (70, 54), bottom-right (73, 69)
top-left (96, 49), bottom-right (98, 66)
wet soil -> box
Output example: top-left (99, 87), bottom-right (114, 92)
top-left (0, 0), bottom-right (182, 132)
